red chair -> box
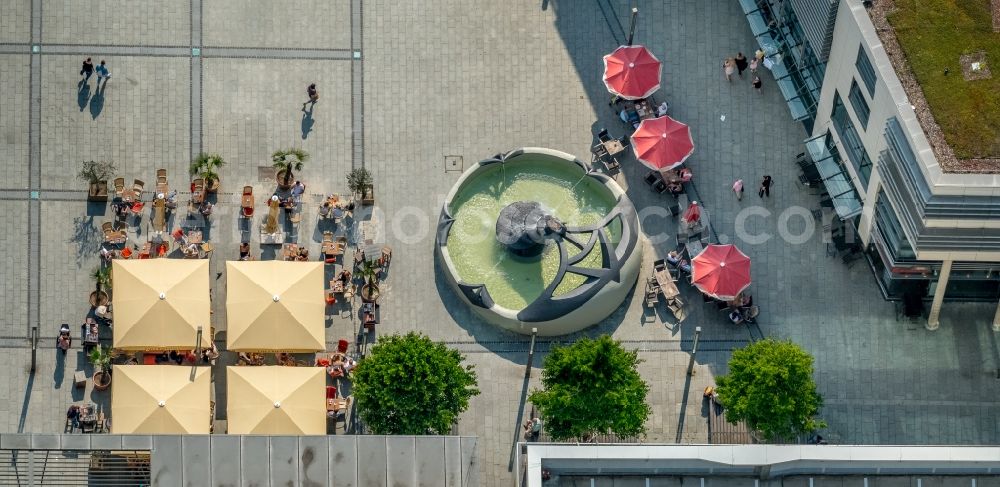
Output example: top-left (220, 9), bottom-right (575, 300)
top-left (157, 243), bottom-right (168, 257)
top-left (121, 247), bottom-right (133, 259)
top-left (325, 292), bottom-right (336, 305)
top-left (326, 386), bottom-right (337, 399)
top-left (337, 340), bottom-right (349, 354)
top-left (171, 228), bottom-right (185, 242)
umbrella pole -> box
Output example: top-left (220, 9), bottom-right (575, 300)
top-left (627, 7), bottom-right (638, 46)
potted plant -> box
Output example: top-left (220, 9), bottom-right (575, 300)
top-left (347, 168), bottom-right (374, 206)
top-left (89, 346), bottom-right (115, 391)
top-left (89, 266), bottom-right (111, 308)
top-left (360, 259), bottom-right (380, 303)
top-left (272, 148), bottom-right (309, 190)
top-left (190, 153), bottom-right (226, 193)
top-left (77, 160), bottom-right (117, 202)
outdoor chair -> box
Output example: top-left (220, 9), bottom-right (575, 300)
top-left (644, 277), bottom-right (659, 307)
top-left (101, 221), bottom-right (114, 238)
top-left (191, 179), bottom-right (205, 204)
top-left (652, 180), bottom-right (669, 194)
top-left (380, 246), bottom-right (392, 266)
top-left (618, 135), bottom-right (629, 147)
top-left (602, 157), bottom-right (620, 173)
top-left (644, 172), bottom-right (658, 186)
top-left (327, 386), bottom-right (338, 400)
top-left (156, 168), bottom-right (167, 179)
top-left (132, 179), bottom-right (145, 194)
top-left (113, 178), bottom-right (125, 197)
top-left (337, 339), bottom-right (349, 354)
top-left (597, 128), bottom-right (611, 143)
top-left (653, 259), bottom-right (667, 272)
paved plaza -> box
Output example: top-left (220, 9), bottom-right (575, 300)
top-left (1, 0), bottom-right (1000, 485)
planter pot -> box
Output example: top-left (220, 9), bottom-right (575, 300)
top-left (89, 290), bottom-right (110, 308)
top-left (361, 284), bottom-right (380, 303)
top-left (205, 178), bottom-right (221, 194)
top-left (275, 170), bottom-right (293, 190)
top-left (93, 370), bottom-right (112, 391)
top-left (87, 181), bottom-right (109, 202)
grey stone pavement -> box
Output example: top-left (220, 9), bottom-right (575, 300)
top-left (0, 0), bottom-right (999, 486)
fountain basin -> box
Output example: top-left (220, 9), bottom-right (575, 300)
top-left (436, 147), bottom-right (642, 336)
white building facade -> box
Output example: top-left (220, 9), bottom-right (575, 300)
top-left (740, 0), bottom-right (1000, 329)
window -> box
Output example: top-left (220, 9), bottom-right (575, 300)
top-left (848, 79), bottom-right (871, 129)
top-left (874, 190), bottom-right (916, 261)
top-left (831, 93), bottom-right (873, 187)
top-left (855, 45), bottom-right (877, 96)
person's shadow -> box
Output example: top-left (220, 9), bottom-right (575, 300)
top-left (89, 80), bottom-right (106, 119)
top-left (77, 82), bottom-right (91, 112)
top-left (301, 107), bottom-right (315, 139)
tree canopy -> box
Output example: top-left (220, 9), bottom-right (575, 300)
top-left (716, 338), bottom-right (825, 442)
top-left (528, 335), bottom-right (650, 441)
top-left (352, 332), bottom-right (479, 435)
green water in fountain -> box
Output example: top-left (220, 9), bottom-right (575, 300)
top-left (447, 158), bottom-right (621, 311)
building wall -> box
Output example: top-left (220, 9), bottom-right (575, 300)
top-left (811, 0), bottom-right (1000, 263)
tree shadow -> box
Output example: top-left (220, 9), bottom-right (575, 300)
top-left (70, 216), bottom-right (101, 269)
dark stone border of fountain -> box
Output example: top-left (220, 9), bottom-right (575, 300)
top-left (436, 148), bottom-right (642, 335)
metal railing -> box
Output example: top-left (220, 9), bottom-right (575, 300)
top-left (0, 450), bottom-right (150, 486)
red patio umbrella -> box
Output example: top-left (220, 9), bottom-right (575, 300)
top-left (603, 45), bottom-right (662, 100)
top-left (691, 244), bottom-right (751, 301)
top-left (631, 116), bottom-right (695, 172)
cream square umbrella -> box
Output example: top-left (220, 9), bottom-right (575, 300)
top-left (112, 260), bottom-right (212, 350)
top-left (226, 261), bottom-right (325, 352)
top-left (111, 365), bottom-right (211, 434)
top-left (227, 366), bottom-right (326, 435)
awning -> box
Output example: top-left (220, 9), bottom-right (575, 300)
top-left (805, 133), bottom-right (863, 220)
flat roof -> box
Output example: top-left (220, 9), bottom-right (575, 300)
top-left (870, 0), bottom-right (1000, 172)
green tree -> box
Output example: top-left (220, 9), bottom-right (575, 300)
top-left (529, 335), bottom-right (650, 441)
top-left (716, 339), bottom-right (825, 442)
top-left (353, 332), bottom-right (479, 435)
top-left (271, 148), bottom-right (309, 187)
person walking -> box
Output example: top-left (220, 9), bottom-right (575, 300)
top-left (755, 49), bottom-right (765, 64)
top-left (749, 57), bottom-right (759, 76)
top-left (732, 179), bottom-right (744, 201)
top-left (734, 52), bottom-right (748, 79)
top-left (759, 175), bottom-right (772, 198)
top-left (80, 57), bottom-right (94, 82)
top-left (303, 83), bottom-right (319, 111)
top-left (722, 58), bottom-right (736, 82)
top-left (752, 75), bottom-right (763, 94)
top-left (95, 60), bottom-right (111, 83)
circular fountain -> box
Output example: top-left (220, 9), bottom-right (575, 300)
top-left (436, 148), bottom-right (642, 336)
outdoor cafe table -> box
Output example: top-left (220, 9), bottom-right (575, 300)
top-left (322, 240), bottom-right (343, 256)
top-left (329, 279), bottom-right (345, 294)
top-left (634, 98), bottom-right (656, 121)
top-left (282, 243), bottom-right (299, 260)
top-left (187, 230), bottom-right (203, 245)
top-left (362, 243), bottom-right (382, 264)
top-left (326, 397), bottom-right (348, 413)
top-left (601, 138), bottom-right (625, 156)
top-left (653, 268), bottom-right (680, 299)
top-left (105, 230), bottom-right (127, 245)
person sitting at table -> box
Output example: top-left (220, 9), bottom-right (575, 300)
top-left (656, 101), bottom-right (670, 116)
top-left (319, 201), bottom-right (332, 219)
top-left (198, 200), bottom-right (214, 217)
top-left (291, 181), bottom-right (306, 202)
top-left (667, 181), bottom-right (683, 195)
top-left (239, 242), bottom-right (251, 261)
top-left (168, 350), bottom-right (185, 365)
top-left (295, 248), bottom-right (310, 261)
top-left (619, 109), bottom-right (640, 128)
top-left (95, 304), bottom-right (112, 325)
top-left (131, 201), bottom-right (144, 214)
top-left (342, 355), bottom-right (357, 376)
top-left (66, 405), bottom-right (81, 430)
top-left (113, 201), bottom-right (130, 219)
top-left (678, 168), bottom-right (693, 182)
top-left (99, 246), bottom-right (114, 263)
top-left (728, 309), bottom-right (745, 325)
top-left (666, 251), bottom-right (692, 275)
top-left (183, 243), bottom-right (200, 257)
top-left (165, 189), bottom-right (179, 209)
top-left (338, 269), bottom-right (352, 285)
top-left (201, 342), bottom-right (219, 365)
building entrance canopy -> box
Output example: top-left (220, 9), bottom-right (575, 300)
top-left (806, 133), bottom-right (863, 220)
